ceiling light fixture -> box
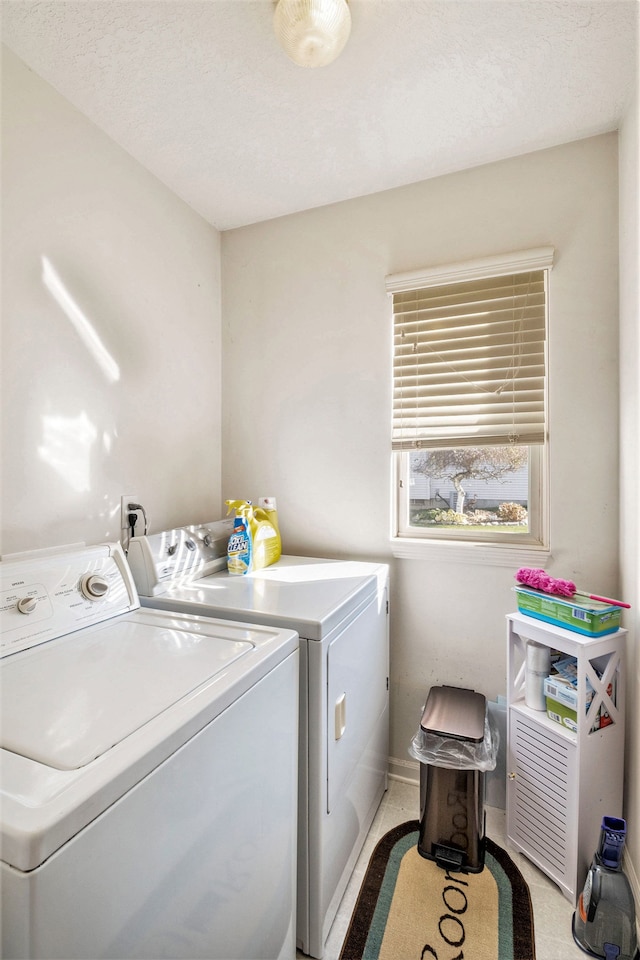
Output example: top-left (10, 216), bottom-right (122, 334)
top-left (273, 0), bottom-right (351, 68)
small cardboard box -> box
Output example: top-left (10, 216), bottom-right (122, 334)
top-left (515, 586), bottom-right (621, 637)
top-left (544, 675), bottom-right (586, 733)
top-left (543, 675), bottom-right (592, 712)
top-left (544, 676), bottom-right (614, 732)
top-left (545, 695), bottom-right (578, 733)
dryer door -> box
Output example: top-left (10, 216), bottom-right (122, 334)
top-left (326, 588), bottom-right (389, 815)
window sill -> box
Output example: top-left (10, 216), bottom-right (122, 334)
top-left (391, 537), bottom-right (551, 568)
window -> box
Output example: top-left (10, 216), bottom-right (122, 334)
top-left (387, 247), bottom-right (553, 550)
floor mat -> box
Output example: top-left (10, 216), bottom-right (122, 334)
top-left (339, 820), bottom-right (536, 960)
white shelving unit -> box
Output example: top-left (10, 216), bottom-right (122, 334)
top-left (506, 612), bottom-right (627, 904)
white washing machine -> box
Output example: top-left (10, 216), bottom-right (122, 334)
top-left (0, 542), bottom-right (299, 960)
top-left (127, 521), bottom-right (390, 959)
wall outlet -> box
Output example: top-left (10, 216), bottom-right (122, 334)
top-left (121, 495), bottom-right (139, 539)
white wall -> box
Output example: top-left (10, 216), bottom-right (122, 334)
top-left (1, 47), bottom-right (223, 556)
top-left (618, 84), bottom-right (640, 893)
top-left (221, 133), bottom-right (625, 778)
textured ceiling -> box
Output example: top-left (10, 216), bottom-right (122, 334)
top-left (1, 0), bottom-right (638, 230)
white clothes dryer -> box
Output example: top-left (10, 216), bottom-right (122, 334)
top-left (127, 521), bottom-right (390, 959)
top-left (0, 543), bottom-right (299, 960)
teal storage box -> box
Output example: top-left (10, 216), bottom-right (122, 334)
top-left (514, 586), bottom-right (621, 637)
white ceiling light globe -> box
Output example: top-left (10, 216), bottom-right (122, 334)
top-left (274, 0), bottom-right (352, 68)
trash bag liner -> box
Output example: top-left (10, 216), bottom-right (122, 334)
top-left (409, 710), bottom-right (499, 772)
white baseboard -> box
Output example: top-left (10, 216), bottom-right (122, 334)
top-left (388, 756), bottom-right (420, 785)
top-left (624, 848), bottom-right (640, 941)
top-left (626, 848), bottom-right (640, 901)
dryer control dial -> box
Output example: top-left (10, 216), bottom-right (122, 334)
top-left (16, 596), bottom-right (37, 614)
top-left (80, 574), bottom-right (110, 601)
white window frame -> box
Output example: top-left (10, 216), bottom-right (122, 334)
top-left (387, 248), bottom-right (553, 566)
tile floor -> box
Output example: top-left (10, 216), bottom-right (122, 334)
top-left (313, 777), bottom-right (586, 960)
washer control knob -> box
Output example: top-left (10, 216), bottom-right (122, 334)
top-left (17, 596), bottom-right (37, 614)
top-left (80, 574), bottom-right (110, 601)
top-left (167, 544), bottom-right (177, 556)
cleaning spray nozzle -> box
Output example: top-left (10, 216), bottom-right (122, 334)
top-left (225, 499), bottom-right (252, 516)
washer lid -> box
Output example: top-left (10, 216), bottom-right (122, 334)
top-left (0, 617), bottom-right (252, 770)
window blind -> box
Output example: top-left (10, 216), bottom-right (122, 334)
top-left (388, 251), bottom-right (552, 451)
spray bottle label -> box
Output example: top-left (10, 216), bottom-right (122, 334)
top-left (227, 517), bottom-right (252, 575)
